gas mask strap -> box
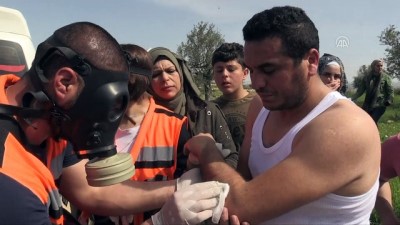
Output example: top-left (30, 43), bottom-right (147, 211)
top-left (124, 50), bottom-right (151, 78)
top-left (0, 103), bottom-right (47, 119)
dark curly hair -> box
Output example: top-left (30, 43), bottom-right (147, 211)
top-left (211, 42), bottom-right (245, 68)
top-left (121, 44), bottom-right (152, 101)
top-left (243, 6), bottom-right (319, 65)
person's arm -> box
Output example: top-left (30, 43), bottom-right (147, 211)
top-left (384, 74), bottom-right (394, 106)
top-left (58, 159), bottom-right (175, 216)
top-left (210, 103), bottom-right (239, 168)
top-left (375, 134), bottom-right (400, 224)
top-left (175, 119), bottom-right (191, 177)
top-left (352, 76), bottom-right (366, 101)
top-left (186, 100), bottom-right (381, 224)
top-left (375, 181), bottom-right (400, 224)
top-left (237, 94), bottom-right (263, 180)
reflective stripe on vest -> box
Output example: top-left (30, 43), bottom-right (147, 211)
top-left (129, 99), bottom-right (184, 182)
top-left (46, 139), bottom-right (68, 180)
top-left (0, 75), bottom-right (64, 224)
top-left (2, 133), bottom-right (64, 224)
top-left (130, 99), bottom-right (186, 225)
top-left (135, 146), bottom-right (174, 168)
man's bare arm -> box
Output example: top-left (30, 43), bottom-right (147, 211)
top-left (187, 101), bottom-right (380, 224)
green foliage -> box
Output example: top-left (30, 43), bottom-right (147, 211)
top-left (379, 25), bottom-right (400, 79)
top-left (177, 21), bottom-right (225, 100)
top-left (353, 64), bottom-right (369, 89)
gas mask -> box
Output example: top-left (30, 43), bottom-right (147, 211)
top-left (27, 46), bottom-right (135, 186)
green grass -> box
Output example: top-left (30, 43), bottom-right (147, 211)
top-left (351, 92), bottom-right (400, 224)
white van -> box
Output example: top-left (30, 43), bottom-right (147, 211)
top-left (0, 6), bottom-right (35, 76)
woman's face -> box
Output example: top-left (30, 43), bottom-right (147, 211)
top-left (320, 64), bottom-right (342, 91)
top-left (373, 61), bottom-right (384, 75)
top-left (151, 59), bottom-right (182, 100)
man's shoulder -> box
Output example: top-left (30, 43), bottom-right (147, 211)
top-left (247, 91), bottom-right (257, 98)
top-left (212, 91), bottom-right (256, 105)
top-left (319, 100), bottom-right (376, 140)
top-left (151, 99), bottom-right (186, 121)
top-left (153, 106), bottom-right (186, 121)
top-left (211, 96), bottom-right (225, 105)
top-left (203, 99), bottom-right (223, 110)
top-left (382, 134), bottom-right (400, 153)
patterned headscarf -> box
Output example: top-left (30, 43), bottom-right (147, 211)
top-left (318, 53), bottom-right (348, 95)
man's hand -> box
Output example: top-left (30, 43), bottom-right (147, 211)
top-left (151, 181), bottom-right (229, 225)
top-left (184, 133), bottom-right (218, 167)
top-left (110, 215), bottom-right (134, 225)
top-left (219, 208), bottom-right (250, 225)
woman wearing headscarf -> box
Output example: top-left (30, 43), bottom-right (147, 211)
top-left (149, 47), bottom-right (238, 168)
top-left (318, 53), bottom-right (348, 95)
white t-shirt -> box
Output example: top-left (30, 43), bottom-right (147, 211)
top-left (115, 126), bottom-right (140, 153)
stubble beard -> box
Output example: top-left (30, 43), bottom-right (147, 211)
top-left (264, 72), bottom-right (308, 111)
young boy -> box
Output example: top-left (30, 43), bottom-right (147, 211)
top-left (212, 42), bottom-right (256, 152)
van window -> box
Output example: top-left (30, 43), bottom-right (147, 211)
top-left (0, 39), bottom-right (27, 77)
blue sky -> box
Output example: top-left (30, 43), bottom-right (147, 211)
top-left (1, 0), bottom-right (399, 83)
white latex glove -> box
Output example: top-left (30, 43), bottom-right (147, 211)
top-left (212, 181), bottom-right (229, 224)
top-left (109, 215), bottom-right (133, 225)
top-left (176, 168), bottom-right (203, 191)
top-left (151, 181), bottom-right (229, 225)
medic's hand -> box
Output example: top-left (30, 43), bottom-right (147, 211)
top-left (184, 133), bottom-right (217, 166)
top-left (151, 181), bottom-right (229, 225)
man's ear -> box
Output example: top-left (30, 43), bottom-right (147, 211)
top-left (52, 67), bottom-right (80, 108)
top-left (306, 48), bottom-right (319, 76)
top-left (243, 68), bottom-right (250, 81)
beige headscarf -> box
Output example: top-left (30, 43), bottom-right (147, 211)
top-left (148, 47), bottom-right (201, 116)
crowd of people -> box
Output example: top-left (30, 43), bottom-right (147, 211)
top-left (0, 4), bottom-right (399, 225)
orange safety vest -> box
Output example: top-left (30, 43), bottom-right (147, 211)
top-left (130, 97), bottom-right (187, 224)
top-left (0, 133), bottom-right (64, 224)
top-left (45, 138), bottom-right (70, 180)
top-left (0, 74), bottom-right (64, 224)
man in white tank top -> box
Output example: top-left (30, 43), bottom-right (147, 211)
top-left (184, 5), bottom-right (381, 224)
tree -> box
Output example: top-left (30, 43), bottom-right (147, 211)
top-left (177, 21), bottom-right (225, 100)
top-left (353, 64), bottom-right (369, 90)
top-left (379, 25), bottom-right (400, 79)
